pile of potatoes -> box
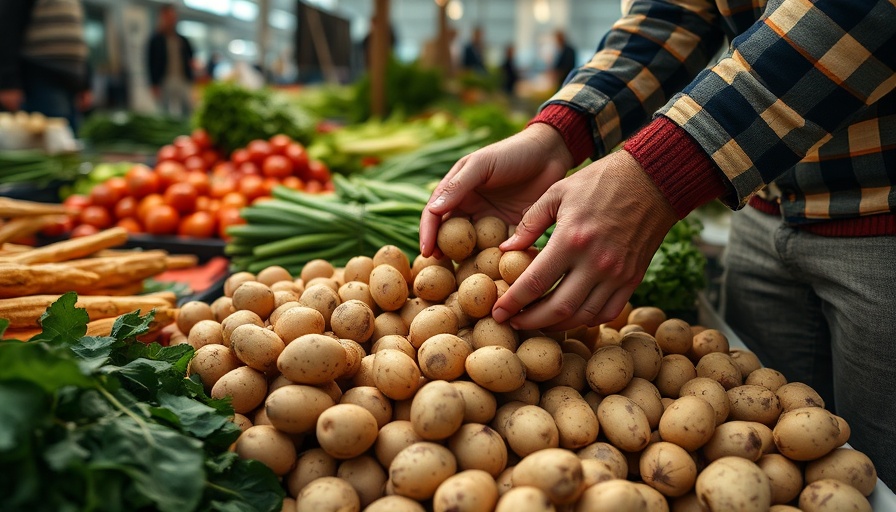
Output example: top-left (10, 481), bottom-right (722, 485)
top-left (172, 215), bottom-right (880, 512)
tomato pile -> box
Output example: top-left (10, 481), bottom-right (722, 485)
top-left (52, 131), bottom-right (334, 240)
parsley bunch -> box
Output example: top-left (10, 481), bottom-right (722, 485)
top-left (0, 293), bottom-right (284, 512)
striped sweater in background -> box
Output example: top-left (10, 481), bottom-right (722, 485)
top-left (533, 0), bottom-right (896, 236)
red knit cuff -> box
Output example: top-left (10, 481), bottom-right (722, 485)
top-left (528, 104), bottom-right (595, 166)
top-left (624, 117), bottom-right (728, 219)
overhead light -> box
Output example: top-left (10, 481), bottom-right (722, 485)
top-left (228, 39), bottom-right (257, 57)
top-left (269, 9), bottom-right (296, 30)
top-left (447, 0), bottom-right (463, 20)
top-left (231, 0), bottom-right (258, 21)
top-left (534, 0), bottom-right (550, 24)
top-left (184, 0), bottom-right (231, 16)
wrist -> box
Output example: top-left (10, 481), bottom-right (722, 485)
top-left (528, 104), bottom-right (595, 166)
top-left (525, 122), bottom-right (577, 171)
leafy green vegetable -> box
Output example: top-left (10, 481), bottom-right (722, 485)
top-left (80, 111), bottom-right (191, 149)
top-left (0, 292), bottom-right (284, 512)
top-left (351, 58), bottom-right (447, 122)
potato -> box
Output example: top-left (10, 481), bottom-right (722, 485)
top-left (210, 296), bottom-right (235, 322)
top-left (373, 245), bottom-right (412, 283)
top-left (235, 425), bottom-right (297, 476)
top-left (287, 447), bottom-right (338, 498)
top-left (633, 482), bottom-right (670, 512)
top-left (775, 382), bottom-right (825, 411)
top-left (620, 332), bottom-right (663, 381)
top-left (371, 334), bottom-right (416, 359)
top-left (729, 349), bottom-right (762, 378)
top-left (344, 256), bottom-right (375, 284)
top-left (268, 300), bottom-right (299, 327)
top-left (726, 384), bottom-right (782, 426)
top-left (639, 441), bottom-right (697, 497)
top-left (757, 454), bottom-right (803, 505)
top-left (575, 480), bottom-right (647, 511)
top-left (678, 377), bottom-right (730, 426)
top-left (438, 217), bottom-right (477, 262)
top-left (177, 300), bottom-right (215, 335)
top-left (299, 258), bottom-right (334, 282)
top-left (224, 271), bottom-right (256, 298)
top-left (773, 407), bottom-right (840, 461)
top-left (232, 413), bottom-right (252, 432)
top-left (579, 458), bottom-right (616, 487)
top-left (658, 395), bottom-right (716, 451)
top-left (474, 215), bottom-right (507, 250)
top-left (619, 377), bottom-right (664, 429)
top-left (410, 380), bottom-right (466, 440)
top-left (448, 423), bottom-right (508, 477)
top-left (339, 386), bottom-right (392, 430)
top-left (412, 265), bottom-right (456, 303)
top-left (408, 305), bottom-right (459, 348)
top-left (474, 246), bottom-right (504, 280)
top-left (392, 398), bottom-right (413, 421)
top-left (295, 476), bottom-right (359, 512)
top-left (185, 319), bottom-right (223, 350)
top-left (472, 316), bottom-right (519, 350)
top-left (351, 354), bottom-right (377, 388)
top-left (654, 354), bottom-right (697, 398)
top-left (411, 253), bottom-right (453, 281)
top-left (513, 448), bottom-right (585, 505)
top-left (373, 348), bottom-right (421, 400)
top-left (799, 479), bottom-right (872, 512)
top-left (539, 387), bottom-right (599, 450)
top-left (337, 455), bottom-right (387, 507)
top-left (443, 291), bottom-right (475, 329)
top-left (274, 290), bottom-right (299, 309)
top-left (304, 276), bottom-right (339, 292)
top-left (278, 333), bottom-right (346, 384)
top-left (508, 337), bottom-right (561, 383)
top-left (399, 297), bottom-right (433, 326)
top-left (505, 405), bottom-right (560, 457)
top-left (447, 381), bottom-right (495, 424)
top-left (231, 281), bottom-right (276, 321)
top-left (316, 403), bottom-right (379, 459)
top-left (221, 310), bottom-right (264, 348)
top-left (654, 318), bottom-right (692, 355)
top-left (495, 487), bottom-right (556, 512)
top-left (466, 346), bottom-right (527, 393)
top-left (298, 284), bottom-right (340, 328)
top-left (833, 414), bottom-right (851, 447)
top-left (576, 442), bottom-right (628, 480)
top-left (328, 299), bottom-right (375, 343)
top-left (585, 345), bottom-right (634, 395)
top-left (371, 420), bottom-right (421, 468)
top-left (457, 273), bottom-right (498, 319)
top-left (626, 306), bottom-right (666, 336)
top-left (695, 352), bottom-right (743, 390)
top-left (372, 312), bottom-right (409, 339)
top-left (696, 456), bottom-right (771, 512)
top-left (543, 353), bottom-right (588, 392)
top-left (595, 394), bottom-right (651, 452)
top-left (745, 367), bottom-right (787, 392)
top-left (211, 366), bottom-right (267, 414)
top-left (703, 420), bottom-right (764, 462)
top-left (415, 334), bottom-right (469, 381)
top-left (337, 281), bottom-right (376, 311)
top-left (688, 328), bottom-right (729, 361)
top-left (498, 250), bottom-right (535, 285)
top-left (365, 495), bottom-right (426, 512)
top-left (805, 447), bottom-right (877, 496)
top-left (433, 469), bottom-right (498, 512)
top-left (188, 344), bottom-right (241, 391)
top-left (229, 324), bottom-right (285, 373)
top-left (273, 306), bottom-right (326, 344)
top-left (265, 384), bottom-right (335, 434)
top-left (389, 442), bottom-right (457, 500)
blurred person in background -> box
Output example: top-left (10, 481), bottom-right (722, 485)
top-left (501, 44), bottom-right (519, 96)
top-left (551, 29), bottom-right (576, 90)
top-left (147, 3), bottom-right (194, 118)
top-left (0, 0), bottom-right (91, 131)
top-left (461, 26), bottom-right (487, 75)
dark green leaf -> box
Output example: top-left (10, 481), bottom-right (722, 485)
top-left (0, 381), bottom-right (49, 453)
top-left (43, 431), bottom-right (90, 472)
top-left (0, 342), bottom-right (93, 393)
top-left (110, 309), bottom-right (155, 340)
top-left (204, 457), bottom-right (284, 512)
top-left (157, 392), bottom-right (231, 438)
top-left (30, 292), bottom-right (88, 345)
top-left (0, 318), bottom-right (8, 337)
top-left (70, 335), bottom-right (120, 373)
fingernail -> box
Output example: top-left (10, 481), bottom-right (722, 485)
top-left (420, 242), bottom-right (426, 254)
top-left (431, 195), bottom-right (446, 209)
top-left (492, 307), bottom-right (509, 323)
top-left (500, 235), bottom-right (517, 249)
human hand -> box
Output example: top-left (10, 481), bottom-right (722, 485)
top-left (0, 89), bottom-right (24, 111)
top-left (420, 123), bottom-right (575, 256)
top-left (492, 150), bottom-right (679, 331)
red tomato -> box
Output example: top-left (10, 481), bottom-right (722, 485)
top-left (40, 215), bottom-right (74, 237)
top-left (220, 191), bottom-right (247, 210)
top-left (191, 128), bottom-right (212, 149)
top-left (63, 194), bottom-right (91, 212)
top-left (324, 180), bottom-right (335, 192)
top-left (183, 155), bottom-right (206, 172)
top-left (185, 171), bottom-right (211, 196)
top-left (237, 161), bottom-right (260, 177)
top-left (200, 148), bottom-right (220, 168)
top-left (178, 211), bottom-right (216, 238)
top-left (230, 148), bottom-right (250, 166)
top-left (217, 207), bottom-right (245, 240)
top-left (238, 174), bottom-right (266, 202)
top-left (211, 161), bottom-right (235, 177)
top-left (304, 180), bottom-right (324, 194)
top-left (137, 194), bottom-right (165, 223)
top-left (284, 143), bottom-right (310, 177)
top-left (114, 196), bottom-right (138, 220)
top-left (164, 182), bottom-right (199, 214)
top-left (144, 204), bottom-right (180, 235)
top-left (155, 160), bottom-right (187, 189)
top-left (80, 205), bottom-right (113, 229)
top-left (209, 175), bottom-right (237, 199)
top-left (71, 223), bottom-right (100, 238)
top-left (116, 217), bottom-right (143, 234)
top-left (246, 139), bottom-right (272, 165)
top-left (125, 164), bottom-right (160, 198)
top-left (176, 142), bottom-right (200, 162)
top-left (262, 154), bottom-right (293, 179)
top-left (268, 134), bottom-right (293, 154)
top-left (89, 183), bottom-right (121, 209)
top-left (262, 177), bottom-right (280, 196)
top-left (105, 177), bottom-right (129, 199)
top-left (281, 176), bottom-right (303, 190)
top-left (307, 160), bottom-right (331, 183)
top-left (156, 144), bottom-right (178, 162)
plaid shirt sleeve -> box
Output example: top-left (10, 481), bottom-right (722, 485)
top-left (657, 0), bottom-right (896, 208)
top-left (536, 0), bottom-right (726, 158)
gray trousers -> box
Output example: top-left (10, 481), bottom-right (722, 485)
top-left (722, 206), bottom-right (896, 488)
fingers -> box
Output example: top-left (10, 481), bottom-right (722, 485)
top-left (500, 187), bottom-right (559, 251)
top-left (419, 156), bottom-right (470, 256)
top-left (542, 284), bottom-right (634, 332)
top-left (492, 236), bottom-right (570, 324)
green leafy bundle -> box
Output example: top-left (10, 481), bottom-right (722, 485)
top-left (80, 111), bottom-right (191, 150)
top-left (194, 82), bottom-right (315, 155)
top-left (0, 293), bottom-right (284, 512)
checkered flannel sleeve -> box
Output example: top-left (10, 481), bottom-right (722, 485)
top-left (542, 0), bottom-right (726, 158)
top-left (658, 0), bottom-right (896, 208)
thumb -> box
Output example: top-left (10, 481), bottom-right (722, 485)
top-left (426, 155), bottom-right (486, 216)
top-left (501, 188), bottom-right (559, 251)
